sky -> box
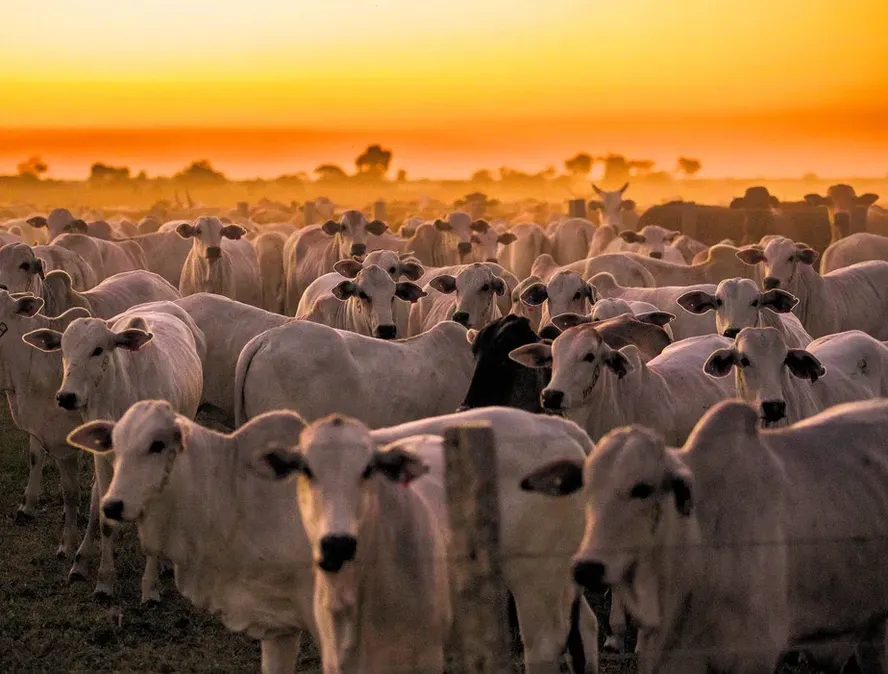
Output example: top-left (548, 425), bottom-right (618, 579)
top-left (1, 0), bottom-right (887, 179)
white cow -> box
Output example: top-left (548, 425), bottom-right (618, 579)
top-left (510, 327), bottom-right (734, 444)
top-left (0, 241), bottom-right (98, 294)
top-left (621, 246), bottom-right (761, 287)
top-left (517, 270), bottom-right (597, 329)
top-left (252, 416), bottom-right (451, 674)
top-left (235, 320), bottom-right (473, 428)
top-left (52, 232), bottom-right (145, 282)
top-left (284, 210), bottom-right (389, 312)
top-left (296, 263), bottom-right (426, 339)
top-left (121, 229), bottom-right (192, 287)
top-left (66, 401), bottom-right (317, 674)
top-left (531, 253), bottom-right (657, 288)
top-left (409, 263), bottom-right (507, 335)
top-left (40, 270), bottom-right (181, 319)
top-left (704, 327), bottom-right (888, 427)
top-left (356, 249), bottom-right (425, 283)
top-left (403, 211), bottom-right (487, 267)
top-left (820, 232), bottom-right (888, 274)
top-left (590, 272), bottom-right (716, 340)
top-left (589, 298), bottom-right (676, 341)
top-left (26, 208), bottom-right (88, 241)
top-left (547, 218), bottom-right (598, 265)
top-left (677, 278), bottom-right (812, 347)
top-left (588, 183), bottom-right (632, 228)
top-left (606, 225), bottom-right (685, 264)
top-left (177, 216), bottom-right (262, 306)
top-left (521, 398), bottom-right (888, 673)
top-left (23, 303), bottom-right (205, 600)
top-left (738, 237), bottom-right (888, 339)
top-left (468, 220), bottom-right (517, 264)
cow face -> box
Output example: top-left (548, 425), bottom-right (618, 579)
top-left (738, 237), bottom-right (818, 292)
top-left (510, 324), bottom-right (631, 416)
top-left (429, 263), bottom-right (505, 329)
top-left (470, 226), bottom-right (517, 263)
top-left (331, 264), bottom-right (425, 339)
top-left (590, 298), bottom-right (635, 322)
top-left (253, 415), bottom-right (429, 573)
top-left (27, 208), bottom-right (88, 241)
top-left (322, 210), bottom-right (388, 257)
top-left (804, 185), bottom-right (879, 236)
top-left (590, 183), bottom-right (630, 227)
top-left (433, 211), bottom-right (486, 259)
top-left (0, 242), bottom-right (45, 294)
top-left (67, 401), bottom-right (186, 524)
top-left (704, 327), bottom-right (825, 427)
top-left (23, 316), bottom-right (154, 411)
top-left (677, 279), bottom-right (798, 339)
top-left (357, 249), bottom-right (424, 282)
top-left (619, 225), bottom-right (680, 260)
top-left (524, 270), bottom-right (596, 322)
top-left (176, 216), bottom-right (245, 263)
top-left (519, 425), bottom-right (692, 629)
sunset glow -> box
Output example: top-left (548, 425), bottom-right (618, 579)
top-left (2, 0), bottom-right (887, 178)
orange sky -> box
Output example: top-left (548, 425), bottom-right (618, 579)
top-left (2, 0), bottom-right (887, 179)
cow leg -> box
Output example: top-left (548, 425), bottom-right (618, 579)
top-left (260, 633), bottom-right (302, 674)
top-left (603, 588), bottom-right (628, 653)
top-left (93, 454), bottom-right (118, 598)
top-left (141, 555), bottom-right (161, 604)
top-left (70, 473), bottom-right (100, 583)
top-left (15, 436), bottom-right (46, 522)
top-left (56, 453), bottom-right (81, 559)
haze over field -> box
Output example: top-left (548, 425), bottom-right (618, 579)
top-left (2, 0), bottom-right (887, 180)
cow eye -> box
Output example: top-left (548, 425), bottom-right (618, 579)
top-left (739, 356), bottom-right (751, 367)
top-left (481, 284), bottom-right (490, 292)
top-left (751, 299), bottom-right (759, 307)
top-left (358, 291), bottom-right (370, 302)
top-left (715, 298), bottom-right (723, 307)
top-left (91, 347), bottom-right (104, 357)
top-left (583, 353), bottom-right (596, 363)
top-left (787, 256), bottom-right (794, 262)
top-left (149, 440), bottom-right (165, 454)
top-left (630, 483), bottom-right (654, 499)
top-left (573, 292), bottom-right (582, 301)
top-left (361, 464), bottom-right (374, 480)
top-left (389, 267), bottom-right (396, 274)
top-left (19, 262), bottom-right (30, 270)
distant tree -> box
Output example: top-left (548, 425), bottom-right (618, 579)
top-left (628, 159), bottom-right (655, 176)
top-left (676, 157), bottom-right (702, 178)
top-left (89, 162), bottom-right (131, 184)
top-left (471, 169), bottom-right (494, 184)
top-left (355, 144), bottom-right (393, 179)
top-left (564, 153), bottom-right (593, 176)
top-left (135, 170), bottom-right (148, 181)
top-left (801, 172), bottom-right (819, 182)
top-left (396, 169), bottom-right (407, 182)
top-left (174, 159), bottom-right (226, 184)
top-left (17, 156), bottom-right (48, 180)
top-left (314, 164), bottom-right (348, 182)
top-left (599, 154), bottom-right (656, 184)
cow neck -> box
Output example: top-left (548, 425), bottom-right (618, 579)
top-left (581, 363), bottom-right (648, 442)
top-left (340, 297), bottom-right (371, 337)
top-left (0, 314), bottom-right (64, 397)
top-left (787, 265), bottom-right (820, 337)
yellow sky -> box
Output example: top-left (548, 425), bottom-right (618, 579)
top-left (1, 0), bottom-right (887, 177)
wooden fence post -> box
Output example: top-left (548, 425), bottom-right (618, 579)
top-left (372, 200), bottom-right (386, 222)
top-left (568, 198), bottom-right (587, 218)
top-left (303, 200), bottom-right (317, 227)
top-left (443, 422), bottom-right (510, 674)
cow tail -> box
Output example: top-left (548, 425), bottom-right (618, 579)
top-left (233, 332), bottom-right (265, 428)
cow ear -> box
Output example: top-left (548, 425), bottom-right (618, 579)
top-left (519, 459), bottom-right (584, 496)
top-left (331, 280), bottom-right (357, 301)
top-left (785, 349), bottom-right (826, 383)
top-left (399, 260), bottom-right (424, 281)
top-left (538, 324), bottom-right (562, 340)
top-left (433, 218), bottom-right (452, 232)
top-left (220, 224), bottom-right (246, 240)
top-left (666, 468), bottom-right (694, 517)
top-left (470, 219), bottom-right (490, 233)
top-left (795, 248), bottom-right (819, 266)
top-left (758, 289), bottom-right (798, 314)
top-left (333, 259), bottom-right (363, 279)
top-left (619, 230), bottom-right (644, 244)
top-left (491, 277), bottom-right (506, 296)
top-left (114, 328), bottom-right (154, 351)
top-left (551, 312), bottom-right (591, 331)
top-left (26, 216), bottom-right (48, 228)
top-left (13, 295), bottom-right (44, 317)
top-left (584, 282), bottom-right (599, 303)
top-left (618, 182), bottom-right (629, 194)
top-left (497, 232), bottom-right (517, 245)
top-left (395, 282), bottom-right (427, 303)
top-left (803, 194), bottom-right (828, 207)
top-left (366, 446), bottom-right (429, 485)
top-left (509, 343), bottom-right (553, 369)
top-left (22, 328), bottom-right (62, 352)
top-left (470, 234), bottom-right (481, 245)
top-left (635, 311), bottom-right (675, 327)
top-left (859, 193), bottom-right (879, 207)
top-left (665, 230), bottom-right (681, 243)
top-left (676, 290), bottom-right (717, 315)
top-left (66, 420), bottom-right (115, 454)
top-left (251, 447), bottom-right (312, 481)
top-left (519, 282), bottom-right (548, 306)
top-left (588, 200), bottom-right (603, 211)
top-left (703, 349), bottom-right (738, 377)
top-left (175, 223), bottom-right (196, 239)
top-left (321, 220), bottom-right (343, 236)
top-left (45, 269), bottom-right (73, 291)
top-left (365, 219), bottom-right (388, 236)
top-left (603, 349), bottom-right (631, 379)
top-left (429, 274), bottom-right (457, 294)
top-left (736, 247), bottom-right (765, 265)
top-left (592, 184), bottom-right (603, 195)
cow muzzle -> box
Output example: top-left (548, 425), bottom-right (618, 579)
top-left (763, 277), bottom-right (780, 290)
top-left (573, 559), bottom-right (608, 593)
top-left (761, 400), bottom-right (787, 423)
top-left (375, 325), bottom-right (397, 340)
top-left (102, 499), bottom-right (125, 522)
top-left (486, 257), bottom-right (498, 263)
top-left (649, 251), bottom-right (663, 259)
top-left (318, 534), bottom-right (358, 573)
top-left (350, 243), bottom-right (367, 257)
top-left (452, 311), bottom-right (470, 327)
top-left (457, 241), bottom-right (472, 255)
top-left (206, 246), bottom-right (222, 262)
top-left (56, 391), bottom-right (79, 410)
top-left (541, 389), bottom-right (564, 411)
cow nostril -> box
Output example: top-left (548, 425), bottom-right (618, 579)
top-left (376, 325), bottom-right (397, 340)
top-left (649, 251), bottom-right (663, 259)
top-left (763, 277), bottom-right (780, 290)
top-left (350, 244), bottom-right (366, 256)
top-left (318, 534), bottom-right (358, 573)
top-left (723, 328), bottom-right (740, 339)
top-left (56, 392), bottom-right (77, 410)
top-left (457, 242), bottom-right (472, 254)
top-left (452, 311), bottom-right (470, 326)
top-left (102, 500), bottom-right (124, 522)
top-left (541, 389), bottom-right (565, 410)
top-left (206, 247), bottom-right (222, 261)
top-left (573, 560), bottom-right (608, 593)
top-left (761, 401), bottom-right (787, 423)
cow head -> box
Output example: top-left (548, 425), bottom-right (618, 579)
top-left (176, 216), bottom-right (245, 264)
top-left (804, 184), bottom-right (879, 238)
top-left (589, 183), bottom-right (631, 227)
top-left (0, 242), bottom-right (45, 294)
top-left (330, 263), bottom-right (425, 339)
top-left (470, 225), bottom-right (517, 263)
top-left (736, 237), bottom-right (818, 292)
top-left (429, 263), bottom-right (505, 329)
top-left (619, 225), bottom-right (680, 259)
top-left (433, 211), bottom-right (485, 259)
top-left (321, 210), bottom-right (388, 258)
top-left (355, 249), bottom-right (424, 282)
top-left (520, 270), bottom-right (596, 327)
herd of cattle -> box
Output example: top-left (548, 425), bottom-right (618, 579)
top-left (3, 180), bottom-right (888, 674)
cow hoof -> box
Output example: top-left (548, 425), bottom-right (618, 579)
top-left (13, 508), bottom-right (35, 524)
top-left (141, 591), bottom-right (161, 606)
top-left (68, 569), bottom-right (88, 584)
top-left (94, 585), bottom-right (115, 601)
